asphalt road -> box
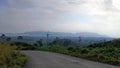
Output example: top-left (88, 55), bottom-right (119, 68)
top-left (22, 51), bottom-right (120, 68)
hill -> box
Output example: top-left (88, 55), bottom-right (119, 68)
top-left (0, 31), bottom-right (108, 37)
top-left (23, 31), bottom-right (108, 37)
top-left (88, 39), bottom-right (120, 48)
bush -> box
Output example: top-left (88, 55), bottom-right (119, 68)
top-left (11, 42), bottom-right (36, 50)
top-left (39, 44), bottom-right (120, 66)
top-left (0, 43), bottom-right (28, 68)
top-left (40, 45), bottom-right (69, 54)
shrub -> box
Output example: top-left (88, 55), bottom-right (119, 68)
top-left (0, 43), bottom-right (27, 68)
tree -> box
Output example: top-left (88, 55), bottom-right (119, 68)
top-left (33, 43), bottom-right (38, 46)
top-left (37, 39), bottom-right (43, 47)
top-left (52, 37), bottom-right (61, 45)
top-left (6, 37), bottom-right (11, 41)
top-left (0, 34), bottom-right (6, 39)
top-left (63, 39), bottom-right (72, 46)
top-left (17, 36), bottom-right (23, 40)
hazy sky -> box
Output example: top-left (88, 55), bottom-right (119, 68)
top-left (0, 0), bottom-right (120, 37)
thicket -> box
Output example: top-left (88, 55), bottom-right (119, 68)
top-left (39, 39), bottom-right (120, 66)
top-left (10, 39), bottom-right (120, 66)
top-left (11, 42), bottom-right (36, 50)
top-left (0, 43), bottom-right (28, 68)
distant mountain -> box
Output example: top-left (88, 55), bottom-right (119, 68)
top-left (23, 31), bottom-right (109, 37)
top-left (0, 31), bottom-right (108, 37)
top-left (0, 33), bottom-right (23, 37)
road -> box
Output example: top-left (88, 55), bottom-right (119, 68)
top-left (22, 51), bottom-right (120, 68)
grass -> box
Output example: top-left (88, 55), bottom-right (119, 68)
top-left (10, 40), bottom-right (120, 66)
top-left (39, 45), bottom-right (120, 66)
top-left (0, 43), bottom-right (28, 68)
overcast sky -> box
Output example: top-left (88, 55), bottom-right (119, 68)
top-left (0, 0), bottom-right (120, 37)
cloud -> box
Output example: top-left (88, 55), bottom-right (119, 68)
top-left (65, 0), bottom-right (120, 37)
top-left (0, 0), bottom-right (120, 37)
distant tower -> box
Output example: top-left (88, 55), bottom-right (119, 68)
top-left (46, 32), bottom-right (49, 45)
top-left (79, 36), bottom-right (81, 45)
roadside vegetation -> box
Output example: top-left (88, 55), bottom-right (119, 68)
top-left (39, 45), bottom-right (120, 66)
top-left (10, 39), bottom-right (120, 66)
top-left (72, 45), bottom-right (120, 65)
top-left (1, 34), bottom-right (120, 66)
top-left (0, 43), bottom-right (28, 68)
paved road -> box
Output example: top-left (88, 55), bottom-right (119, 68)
top-left (22, 51), bottom-right (120, 68)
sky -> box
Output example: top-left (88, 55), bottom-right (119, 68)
top-left (0, 0), bottom-right (120, 37)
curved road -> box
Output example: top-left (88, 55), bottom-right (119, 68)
top-left (22, 51), bottom-right (120, 68)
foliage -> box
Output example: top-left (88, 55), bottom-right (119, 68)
top-left (11, 42), bottom-right (36, 50)
top-left (17, 36), bottom-right (23, 40)
top-left (6, 37), bottom-right (11, 41)
top-left (9, 39), bottom-right (120, 66)
top-left (0, 34), bottom-right (6, 39)
top-left (40, 45), bottom-right (69, 54)
top-left (39, 39), bottom-right (120, 66)
top-left (51, 37), bottom-right (61, 45)
top-left (0, 43), bottom-right (28, 68)
top-left (37, 39), bottom-right (43, 47)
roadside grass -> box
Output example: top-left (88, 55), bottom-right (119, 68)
top-left (10, 39), bottom-right (120, 66)
top-left (0, 43), bottom-right (28, 68)
top-left (39, 45), bottom-right (120, 66)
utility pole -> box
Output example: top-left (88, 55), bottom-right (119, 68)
top-left (79, 36), bottom-right (81, 45)
top-left (47, 32), bottom-right (49, 45)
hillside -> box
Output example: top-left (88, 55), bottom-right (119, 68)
top-left (88, 39), bottom-right (120, 48)
top-left (9, 38), bottom-right (120, 66)
top-left (38, 39), bottom-right (120, 66)
top-left (0, 31), bottom-right (108, 37)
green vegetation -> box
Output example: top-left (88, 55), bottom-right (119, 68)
top-left (40, 45), bottom-right (69, 54)
top-left (0, 43), bottom-right (28, 68)
top-left (38, 39), bottom-right (120, 66)
top-left (9, 39), bottom-right (120, 66)
top-left (17, 36), bottom-right (23, 40)
top-left (11, 42), bottom-right (36, 50)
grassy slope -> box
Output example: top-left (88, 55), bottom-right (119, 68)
top-left (11, 39), bottom-right (120, 66)
top-left (0, 43), bottom-right (28, 68)
top-left (39, 39), bottom-right (120, 66)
